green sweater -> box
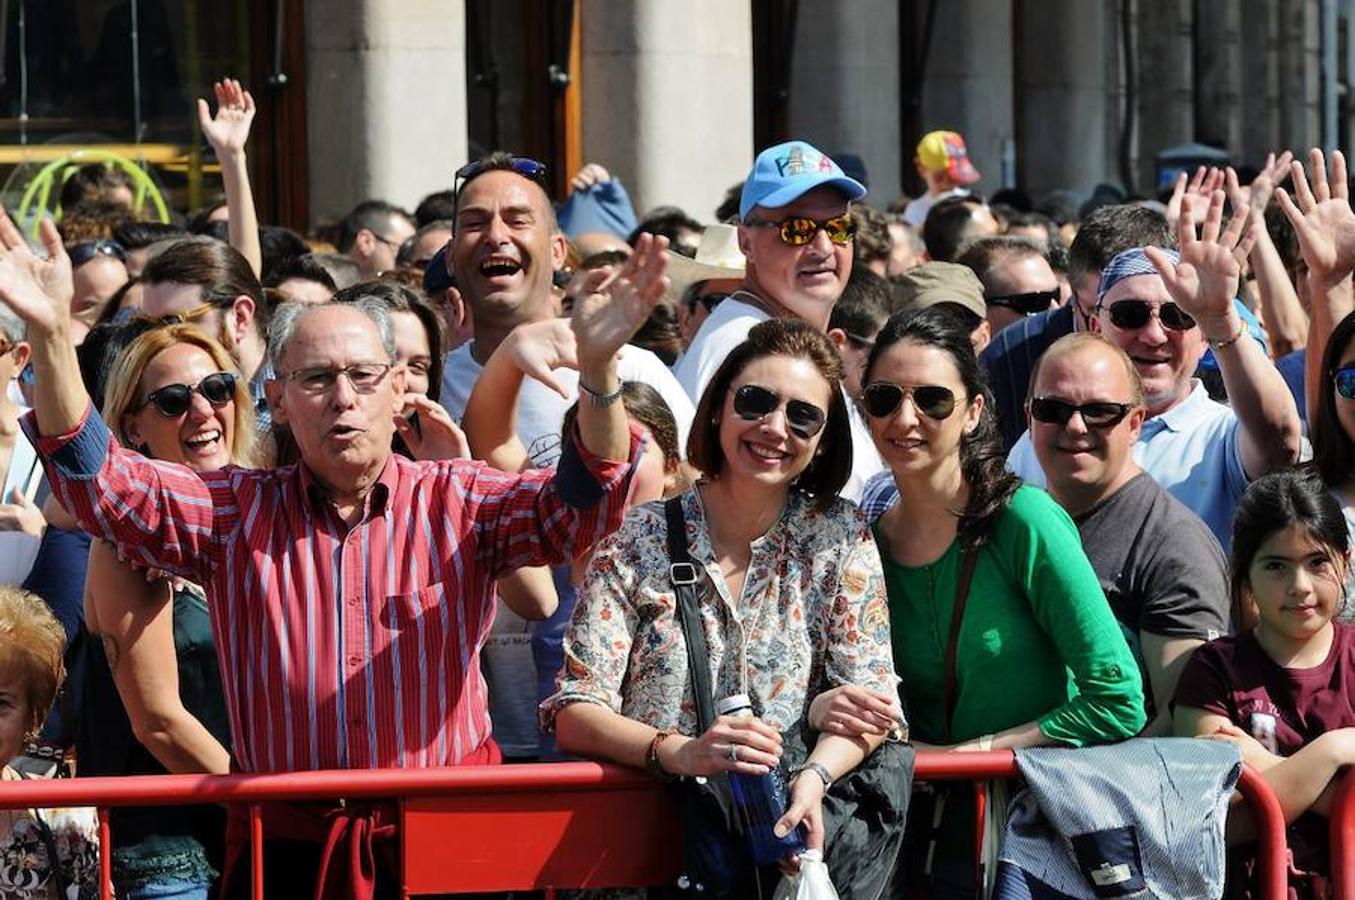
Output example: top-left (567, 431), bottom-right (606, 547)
top-left (876, 485), bottom-right (1146, 746)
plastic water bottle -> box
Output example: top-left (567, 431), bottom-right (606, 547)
top-left (719, 693), bottom-right (806, 865)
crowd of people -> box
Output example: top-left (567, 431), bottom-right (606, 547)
top-left (0, 75), bottom-right (1346, 898)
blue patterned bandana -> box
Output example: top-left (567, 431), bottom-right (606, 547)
top-left (1096, 247), bottom-right (1179, 307)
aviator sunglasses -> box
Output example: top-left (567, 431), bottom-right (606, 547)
top-left (1333, 364), bottom-right (1355, 400)
top-left (1029, 397), bottom-right (1134, 429)
top-left (987, 288), bottom-right (1060, 317)
top-left (139, 372), bottom-right (236, 418)
top-left (743, 214), bottom-right (856, 247)
top-left (859, 383), bottom-right (958, 420)
top-left (1102, 299), bottom-right (1196, 332)
top-left (732, 384), bottom-right (827, 439)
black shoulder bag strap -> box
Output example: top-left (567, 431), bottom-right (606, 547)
top-left (665, 497), bottom-right (717, 731)
top-left (942, 547), bottom-right (981, 743)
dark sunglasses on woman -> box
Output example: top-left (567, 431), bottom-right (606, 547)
top-left (139, 372), bottom-right (237, 418)
top-left (859, 383), bottom-right (957, 420)
top-left (1029, 397), bottom-right (1134, 428)
top-left (1102, 299), bottom-right (1196, 332)
top-left (732, 384), bottom-right (827, 439)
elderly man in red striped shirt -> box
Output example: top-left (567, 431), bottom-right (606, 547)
top-left (0, 206), bottom-right (669, 897)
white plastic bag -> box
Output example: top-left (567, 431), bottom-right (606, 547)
top-left (772, 849), bottom-right (840, 900)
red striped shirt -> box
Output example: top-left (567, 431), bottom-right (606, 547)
top-left (28, 407), bottom-right (639, 773)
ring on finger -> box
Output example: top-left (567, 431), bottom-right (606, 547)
top-left (727, 744), bottom-right (740, 763)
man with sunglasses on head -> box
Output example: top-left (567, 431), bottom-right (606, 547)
top-left (674, 140), bottom-right (887, 500)
top-left (1027, 333), bottom-right (1228, 736)
top-left (957, 235), bottom-right (1061, 338)
top-left (1006, 193), bottom-right (1303, 549)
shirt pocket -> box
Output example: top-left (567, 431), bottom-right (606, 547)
top-left (381, 582), bottom-right (450, 649)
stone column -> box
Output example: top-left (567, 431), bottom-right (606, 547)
top-left (1278, 0), bottom-right (1322, 152)
top-left (1017, 0), bottom-right (1117, 198)
top-left (304, 0), bottom-right (468, 227)
top-left (917, 0), bottom-right (1014, 198)
top-left (1238, 0), bottom-right (1281, 168)
top-left (1193, 1), bottom-right (1242, 160)
top-left (580, 0), bottom-right (753, 223)
top-left (782, 0), bottom-right (902, 207)
top-left (1133, 0), bottom-right (1194, 193)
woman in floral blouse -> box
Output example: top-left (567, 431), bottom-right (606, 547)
top-left (544, 318), bottom-right (901, 875)
top-left (0, 586), bottom-right (99, 898)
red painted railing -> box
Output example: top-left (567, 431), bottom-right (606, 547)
top-left (0, 751), bottom-right (1288, 898)
top-left (1329, 768), bottom-right (1355, 898)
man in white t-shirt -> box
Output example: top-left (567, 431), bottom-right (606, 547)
top-left (901, 130), bottom-right (981, 229)
top-left (672, 140), bottom-right (884, 500)
top-left (438, 152), bottom-right (694, 757)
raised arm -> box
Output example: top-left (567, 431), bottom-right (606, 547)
top-left (1275, 149), bottom-right (1355, 425)
top-left (1145, 191), bottom-right (1301, 479)
top-left (84, 540), bottom-right (230, 774)
top-left (198, 79), bottom-right (262, 278)
top-left (1226, 156), bottom-right (1308, 357)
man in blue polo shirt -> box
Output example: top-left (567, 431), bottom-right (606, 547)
top-left (1006, 193), bottom-right (1302, 548)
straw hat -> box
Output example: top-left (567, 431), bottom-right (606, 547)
top-left (664, 224), bottom-right (746, 301)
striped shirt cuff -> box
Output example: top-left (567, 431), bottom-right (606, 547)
top-left (21, 403), bottom-right (111, 478)
top-left (555, 421), bottom-right (644, 508)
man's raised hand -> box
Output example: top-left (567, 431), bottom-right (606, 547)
top-left (197, 78), bottom-right (256, 157)
top-left (1145, 189), bottom-right (1256, 338)
top-left (0, 209), bottom-right (72, 335)
top-left (1275, 148), bottom-right (1355, 287)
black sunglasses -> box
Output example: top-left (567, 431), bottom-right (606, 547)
top-left (1102, 299), bottom-right (1196, 332)
top-left (452, 156), bottom-right (548, 218)
top-left (139, 372), bottom-right (236, 418)
top-left (859, 383), bottom-right (958, 420)
top-left (68, 239), bottom-right (127, 269)
top-left (1029, 397), bottom-right (1134, 428)
top-left (987, 288), bottom-right (1060, 316)
top-left (731, 384), bottom-right (827, 439)
top-left (1333, 364), bottom-right (1355, 400)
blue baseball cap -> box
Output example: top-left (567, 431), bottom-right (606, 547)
top-left (423, 244), bottom-right (455, 294)
top-left (739, 141), bottom-right (867, 221)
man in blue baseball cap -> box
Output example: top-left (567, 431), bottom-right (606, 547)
top-left (675, 140), bottom-right (865, 398)
top-left (673, 140), bottom-right (885, 500)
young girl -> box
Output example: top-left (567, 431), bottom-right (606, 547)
top-left (1174, 467), bottom-right (1355, 895)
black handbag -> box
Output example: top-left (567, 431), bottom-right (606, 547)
top-left (663, 497), bottom-right (915, 900)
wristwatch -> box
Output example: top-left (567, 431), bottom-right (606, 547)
top-left (791, 761), bottom-right (834, 791)
top-left (578, 377), bottom-right (625, 408)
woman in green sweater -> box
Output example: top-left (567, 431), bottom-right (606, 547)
top-left (813, 306), bottom-right (1144, 897)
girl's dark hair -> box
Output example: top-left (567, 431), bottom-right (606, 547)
top-left (687, 318), bottom-right (850, 511)
top-left (1312, 309), bottom-right (1355, 487)
top-left (864, 306), bottom-right (1020, 548)
top-left (76, 317), bottom-right (157, 412)
top-left (563, 382), bottom-right (682, 474)
top-left (332, 279), bottom-right (446, 402)
top-left (1229, 467), bottom-right (1350, 631)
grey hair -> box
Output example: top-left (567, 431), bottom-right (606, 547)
top-left (266, 298), bottom-right (396, 372)
top-left (0, 303), bottom-right (26, 343)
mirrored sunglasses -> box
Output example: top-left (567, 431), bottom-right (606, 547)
top-left (731, 383), bottom-right (827, 439)
top-left (745, 214), bottom-right (856, 247)
top-left (1333, 364), bottom-right (1355, 400)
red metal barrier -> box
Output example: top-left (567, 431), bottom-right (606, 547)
top-left (0, 751), bottom-right (1288, 899)
top-left (1330, 768), bottom-right (1355, 898)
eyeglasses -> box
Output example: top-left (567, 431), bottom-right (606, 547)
top-left (1029, 397), bottom-right (1135, 429)
top-left (138, 301), bottom-right (219, 327)
top-left (859, 383), bottom-right (958, 420)
top-left (731, 384), bottom-right (827, 440)
top-left (743, 215), bottom-right (856, 247)
top-left (452, 156), bottom-right (548, 212)
top-left (284, 363), bottom-right (392, 395)
top-left (987, 288), bottom-right (1060, 317)
top-left (68, 240), bottom-right (127, 269)
top-left (1101, 299), bottom-right (1196, 332)
top-left (1333, 364), bottom-right (1355, 400)
top-left (139, 372), bottom-right (236, 418)
top-left (684, 287), bottom-right (730, 314)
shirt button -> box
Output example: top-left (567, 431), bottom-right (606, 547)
top-left (347, 596), bottom-right (359, 607)
top-left (348, 655), bottom-right (362, 667)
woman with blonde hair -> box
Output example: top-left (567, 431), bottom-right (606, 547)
top-left (78, 322), bottom-right (260, 899)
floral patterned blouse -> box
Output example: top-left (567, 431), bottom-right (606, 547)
top-left (0, 767), bottom-right (99, 899)
top-left (541, 487), bottom-right (898, 734)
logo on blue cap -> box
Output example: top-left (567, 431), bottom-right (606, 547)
top-left (740, 140), bottom-right (867, 221)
